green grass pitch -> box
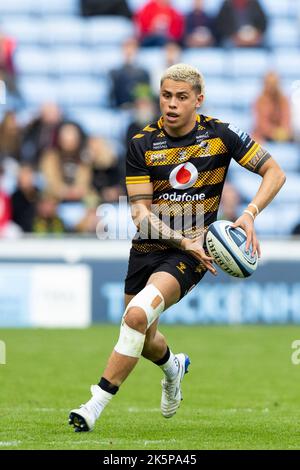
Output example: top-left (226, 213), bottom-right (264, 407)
top-left (1, 325), bottom-right (300, 450)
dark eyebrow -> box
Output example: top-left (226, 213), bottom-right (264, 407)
top-left (162, 89), bottom-right (190, 95)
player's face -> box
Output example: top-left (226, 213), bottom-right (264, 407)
top-left (160, 79), bottom-right (203, 136)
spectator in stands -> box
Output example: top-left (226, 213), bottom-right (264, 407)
top-left (87, 136), bottom-right (124, 203)
top-left (11, 164), bottom-right (39, 233)
top-left (291, 82), bottom-right (300, 142)
top-left (252, 72), bottom-right (293, 143)
top-left (0, 110), bottom-right (21, 161)
top-left (215, 0), bottom-right (267, 47)
top-left (40, 122), bottom-right (91, 202)
top-left (150, 41), bottom-right (182, 96)
top-left (0, 165), bottom-right (21, 238)
top-left (110, 38), bottom-right (150, 108)
top-left (292, 222), bottom-right (300, 236)
top-left (80, 0), bottom-right (131, 18)
top-left (75, 194), bottom-right (100, 234)
top-left (135, 0), bottom-right (185, 47)
top-left (0, 31), bottom-right (18, 97)
top-left (219, 182), bottom-right (241, 221)
top-left (184, 0), bottom-right (215, 48)
top-left (126, 87), bottom-right (158, 142)
top-left (0, 110), bottom-right (22, 194)
top-left (21, 103), bottom-right (63, 165)
top-left (32, 192), bottom-right (65, 235)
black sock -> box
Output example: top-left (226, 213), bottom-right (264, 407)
top-left (98, 377), bottom-right (119, 395)
top-left (153, 346), bottom-right (170, 366)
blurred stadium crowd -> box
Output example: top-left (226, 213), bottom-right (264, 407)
top-left (0, 0), bottom-right (299, 238)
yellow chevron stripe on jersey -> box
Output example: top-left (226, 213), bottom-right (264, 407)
top-left (158, 117), bottom-right (164, 129)
top-left (239, 143), bottom-right (260, 166)
top-left (145, 139), bottom-right (227, 166)
top-left (143, 125), bottom-right (156, 132)
top-left (126, 175), bottom-right (151, 184)
top-left (133, 133), bottom-right (145, 139)
top-left (152, 166), bottom-right (226, 192)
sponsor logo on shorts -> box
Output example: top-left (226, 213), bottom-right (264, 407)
top-left (176, 262), bottom-right (187, 274)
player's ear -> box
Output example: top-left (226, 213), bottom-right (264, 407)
top-left (196, 94), bottom-right (204, 108)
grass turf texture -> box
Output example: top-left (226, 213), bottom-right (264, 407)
top-left (0, 325), bottom-right (300, 450)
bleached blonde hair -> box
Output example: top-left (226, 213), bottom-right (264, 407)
top-left (160, 63), bottom-right (205, 96)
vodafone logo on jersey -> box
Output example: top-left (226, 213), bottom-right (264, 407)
top-left (169, 162), bottom-right (198, 190)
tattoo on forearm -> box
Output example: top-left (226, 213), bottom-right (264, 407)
top-left (128, 194), bottom-right (153, 203)
top-left (244, 148), bottom-right (271, 173)
top-left (138, 212), bottom-right (184, 249)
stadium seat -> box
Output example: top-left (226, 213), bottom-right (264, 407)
top-left (85, 17), bottom-right (134, 46)
top-left (90, 48), bottom-right (124, 77)
top-left (267, 19), bottom-right (300, 48)
top-left (0, 0), bottom-right (36, 14)
top-left (203, 0), bottom-right (224, 15)
top-left (39, 0), bottom-right (79, 16)
top-left (204, 79), bottom-right (234, 109)
top-left (57, 78), bottom-right (109, 107)
top-left (18, 77), bottom-right (58, 105)
top-left (260, 0), bottom-right (296, 18)
top-left (233, 79), bottom-right (261, 110)
top-left (40, 17), bottom-right (85, 45)
top-left (57, 202), bottom-right (87, 230)
top-left (172, 0), bottom-right (194, 14)
top-left (254, 203), bottom-right (300, 236)
top-left (136, 47), bottom-right (165, 72)
top-left (52, 47), bottom-right (93, 75)
top-left (232, 171), bottom-right (300, 205)
top-left (272, 50), bottom-right (300, 79)
top-left (68, 108), bottom-right (132, 140)
top-left (2, 17), bottom-right (42, 45)
top-left (183, 49), bottom-right (226, 77)
top-left (264, 143), bottom-right (300, 172)
top-left (228, 49), bottom-right (270, 79)
top-left (14, 47), bottom-right (53, 75)
top-left (212, 109), bottom-right (253, 133)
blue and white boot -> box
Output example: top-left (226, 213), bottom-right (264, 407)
top-left (161, 353), bottom-right (190, 418)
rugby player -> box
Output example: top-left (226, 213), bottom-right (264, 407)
top-left (69, 63), bottom-right (286, 432)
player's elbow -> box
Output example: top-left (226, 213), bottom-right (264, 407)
top-left (278, 169), bottom-right (286, 188)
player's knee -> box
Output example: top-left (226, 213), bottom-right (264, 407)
top-left (124, 284), bottom-right (165, 331)
top-left (124, 307), bottom-right (148, 334)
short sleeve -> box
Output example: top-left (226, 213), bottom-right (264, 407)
top-left (226, 124), bottom-right (270, 173)
top-left (126, 140), bottom-right (151, 185)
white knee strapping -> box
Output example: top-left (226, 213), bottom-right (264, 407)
top-left (114, 284), bottom-right (165, 358)
top-left (114, 321), bottom-right (145, 358)
top-left (124, 284), bottom-right (165, 329)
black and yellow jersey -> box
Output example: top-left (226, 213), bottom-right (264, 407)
top-left (126, 114), bottom-right (270, 253)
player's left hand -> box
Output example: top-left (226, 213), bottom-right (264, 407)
top-left (231, 213), bottom-right (261, 258)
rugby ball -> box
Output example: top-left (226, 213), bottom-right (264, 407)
top-left (206, 220), bottom-right (258, 278)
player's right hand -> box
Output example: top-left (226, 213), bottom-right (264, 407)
top-left (181, 238), bottom-right (217, 276)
